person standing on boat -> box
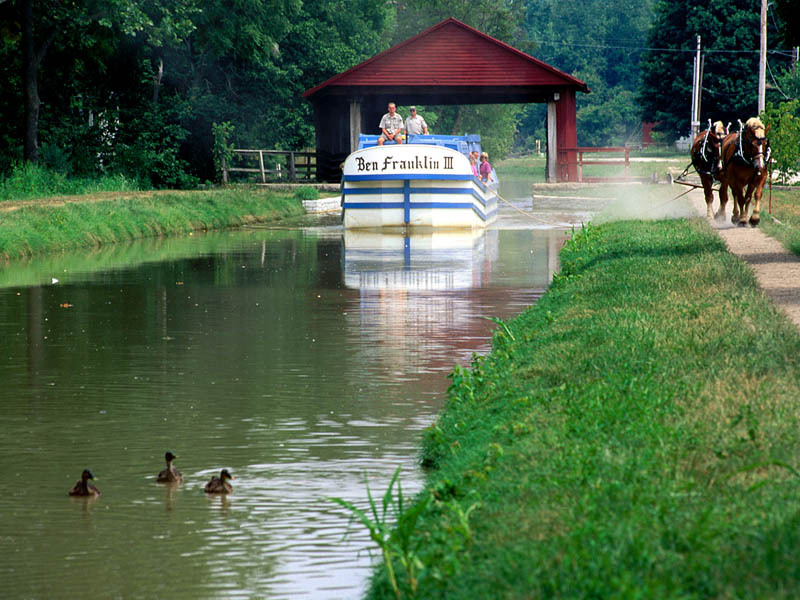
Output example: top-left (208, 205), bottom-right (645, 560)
top-left (377, 102), bottom-right (405, 145)
top-left (479, 151), bottom-right (493, 183)
top-left (469, 154), bottom-right (479, 177)
top-left (404, 106), bottom-right (428, 139)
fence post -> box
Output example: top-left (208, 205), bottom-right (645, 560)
top-left (289, 152), bottom-right (297, 182)
top-left (222, 155), bottom-right (228, 184)
top-left (258, 151), bottom-right (266, 183)
top-left (625, 148), bottom-right (630, 180)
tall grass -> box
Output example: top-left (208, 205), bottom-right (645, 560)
top-left (758, 188), bottom-right (800, 256)
top-left (364, 218), bottom-right (800, 598)
top-left (0, 162), bottom-right (139, 201)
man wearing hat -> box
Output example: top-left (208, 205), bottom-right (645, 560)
top-left (404, 106), bottom-right (429, 137)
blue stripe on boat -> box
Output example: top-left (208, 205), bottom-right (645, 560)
top-left (343, 188), bottom-right (494, 209)
top-left (341, 202), bottom-right (493, 222)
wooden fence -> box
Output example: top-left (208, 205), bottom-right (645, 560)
top-left (222, 149), bottom-right (317, 184)
top-left (558, 146), bottom-right (631, 183)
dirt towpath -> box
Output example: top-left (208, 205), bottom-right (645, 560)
top-left (687, 188), bottom-right (800, 328)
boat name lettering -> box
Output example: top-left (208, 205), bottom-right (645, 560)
top-left (355, 155), bottom-right (455, 172)
top-left (376, 155), bottom-right (454, 172)
top-left (355, 157), bottom-right (379, 171)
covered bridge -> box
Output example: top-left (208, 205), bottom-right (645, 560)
top-left (303, 18), bottom-right (589, 183)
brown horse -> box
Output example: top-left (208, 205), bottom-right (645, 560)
top-left (690, 120), bottom-right (726, 219)
top-left (718, 117), bottom-right (770, 227)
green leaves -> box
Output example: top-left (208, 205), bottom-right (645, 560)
top-left (761, 99), bottom-right (800, 184)
top-left (639, 0), bottom-right (791, 139)
top-left (331, 466), bottom-right (431, 599)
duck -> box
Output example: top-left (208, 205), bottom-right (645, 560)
top-left (204, 469), bottom-right (234, 494)
top-left (69, 469), bottom-right (100, 496)
top-left (156, 451), bottom-right (183, 483)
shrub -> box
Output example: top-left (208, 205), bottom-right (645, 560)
top-left (293, 185), bottom-right (319, 201)
top-left (761, 100), bottom-right (800, 184)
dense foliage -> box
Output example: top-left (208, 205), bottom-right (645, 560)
top-left (519, 0), bottom-right (656, 148)
top-left (638, 0), bottom-right (792, 141)
top-left (0, 0), bottom-right (393, 185)
top-left (2, 0), bottom-right (796, 185)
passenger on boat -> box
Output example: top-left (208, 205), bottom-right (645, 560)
top-left (377, 102), bottom-right (405, 145)
top-left (479, 152), bottom-right (492, 183)
top-left (404, 106), bottom-right (428, 136)
top-left (469, 154), bottom-right (479, 177)
top-left (470, 150), bottom-right (480, 168)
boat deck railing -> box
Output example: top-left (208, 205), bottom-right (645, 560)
top-left (357, 134), bottom-right (482, 156)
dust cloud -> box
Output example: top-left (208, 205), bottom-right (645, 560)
top-left (594, 183), bottom-right (698, 222)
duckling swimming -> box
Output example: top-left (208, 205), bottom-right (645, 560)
top-left (157, 451), bottom-right (183, 483)
top-left (204, 469), bottom-right (234, 494)
top-left (69, 469), bottom-right (100, 496)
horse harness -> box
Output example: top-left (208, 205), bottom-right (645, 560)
top-left (723, 121), bottom-right (771, 174)
top-left (693, 128), bottom-right (719, 176)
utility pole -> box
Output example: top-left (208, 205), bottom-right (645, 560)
top-left (758, 0), bottom-right (767, 114)
top-left (691, 35), bottom-right (701, 138)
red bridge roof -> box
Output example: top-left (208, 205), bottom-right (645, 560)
top-left (303, 18), bottom-right (588, 98)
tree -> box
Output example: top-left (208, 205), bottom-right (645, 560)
top-left (13, 0), bottom-right (197, 163)
top-left (761, 99), bottom-right (800, 184)
top-left (520, 0), bottom-right (655, 148)
top-left (154, 0), bottom-right (394, 180)
top-left (773, 0), bottom-right (800, 47)
top-left (639, 0), bottom-right (790, 141)
top-left (1, 0), bottom-right (396, 183)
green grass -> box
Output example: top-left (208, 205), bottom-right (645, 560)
top-left (0, 187), bottom-right (304, 260)
top-left (0, 162), bottom-right (140, 201)
top-left (757, 187), bottom-right (800, 256)
top-left (496, 155), bottom-right (547, 180)
top-left (364, 218), bottom-right (800, 599)
top-left (497, 152), bottom-right (688, 182)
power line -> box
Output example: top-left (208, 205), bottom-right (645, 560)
top-left (530, 39), bottom-right (795, 56)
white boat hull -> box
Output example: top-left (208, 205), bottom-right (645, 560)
top-left (341, 145), bottom-right (498, 229)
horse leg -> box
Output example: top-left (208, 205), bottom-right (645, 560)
top-left (749, 179), bottom-right (765, 227)
top-left (734, 185), bottom-right (748, 227)
top-left (701, 174), bottom-right (714, 218)
top-left (718, 182), bottom-right (733, 222)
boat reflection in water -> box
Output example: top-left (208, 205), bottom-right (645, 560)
top-left (343, 228), bottom-right (494, 291)
top-left (341, 227), bottom-right (557, 378)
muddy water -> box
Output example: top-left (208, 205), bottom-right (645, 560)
top-left (0, 184), bottom-right (590, 598)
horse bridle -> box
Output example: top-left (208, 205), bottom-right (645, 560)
top-left (734, 119), bottom-right (770, 170)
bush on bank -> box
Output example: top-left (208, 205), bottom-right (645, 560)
top-left (0, 188), bottom-right (304, 260)
top-left (366, 218), bottom-right (800, 599)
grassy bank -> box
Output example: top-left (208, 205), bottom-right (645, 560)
top-left (0, 187), bottom-right (305, 261)
top-left (361, 218), bottom-right (800, 598)
top-left (759, 187), bottom-right (800, 255)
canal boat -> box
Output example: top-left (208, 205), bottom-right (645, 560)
top-left (341, 134), bottom-right (498, 229)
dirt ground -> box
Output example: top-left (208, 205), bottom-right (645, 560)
top-left (687, 188), bottom-right (800, 328)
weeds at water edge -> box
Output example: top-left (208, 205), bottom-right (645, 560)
top-left (330, 467), bottom-right (430, 599)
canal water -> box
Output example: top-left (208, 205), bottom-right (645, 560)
top-left (0, 180), bottom-right (597, 598)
